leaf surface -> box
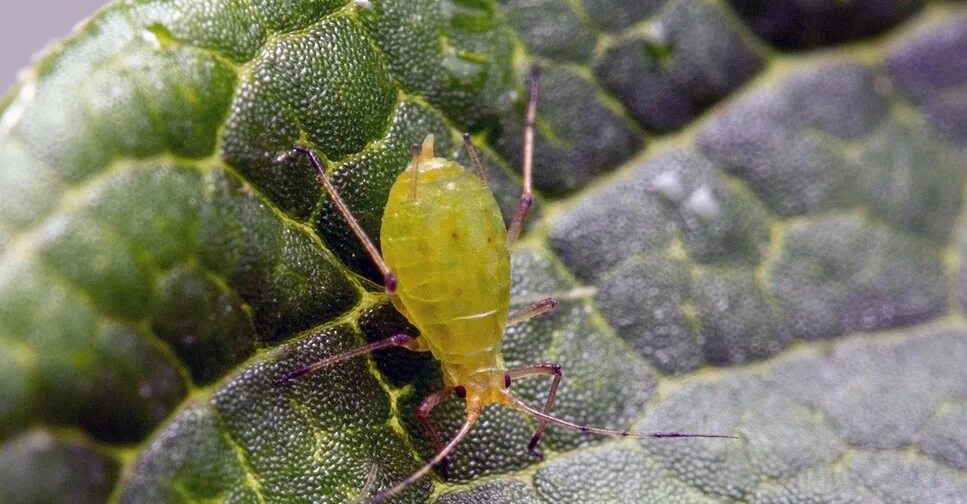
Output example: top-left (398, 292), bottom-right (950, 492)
top-left (1, 1), bottom-right (966, 502)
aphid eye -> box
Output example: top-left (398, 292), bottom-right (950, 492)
top-left (504, 373), bottom-right (512, 388)
top-left (454, 385), bottom-right (467, 399)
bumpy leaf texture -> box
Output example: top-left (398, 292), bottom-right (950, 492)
top-left (1, 0), bottom-right (966, 502)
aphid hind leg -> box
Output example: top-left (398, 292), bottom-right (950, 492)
top-left (276, 333), bottom-right (420, 385)
top-left (288, 146), bottom-right (398, 294)
top-left (507, 66), bottom-right (540, 245)
top-left (507, 362), bottom-right (563, 458)
top-left (415, 388), bottom-right (454, 480)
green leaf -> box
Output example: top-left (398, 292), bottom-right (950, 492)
top-left (1, 0), bottom-right (966, 502)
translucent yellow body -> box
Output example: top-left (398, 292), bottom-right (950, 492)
top-left (380, 145), bottom-right (510, 399)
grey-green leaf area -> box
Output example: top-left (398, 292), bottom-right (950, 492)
top-left (1, 0), bottom-right (966, 502)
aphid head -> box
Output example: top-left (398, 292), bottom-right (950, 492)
top-left (453, 369), bottom-right (516, 410)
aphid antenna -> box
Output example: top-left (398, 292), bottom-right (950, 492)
top-left (510, 396), bottom-right (738, 440)
top-left (287, 145), bottom-right (398, 294)
top-left (366, 410), bottom-right (482, 504)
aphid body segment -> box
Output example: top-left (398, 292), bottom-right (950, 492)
top-left (381, 136), bottom-right (512, 405)
top-left (281, 68), bottom-right (734, 503)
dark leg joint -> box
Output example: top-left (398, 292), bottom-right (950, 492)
top-left (529, 65), bottom-right (541, 85)
top-left (527, 435), bottom-right (544, 459)
top-left (437, 458), bottom-right (450, 481)
top-left (388, 333), bottom-right (413, 347)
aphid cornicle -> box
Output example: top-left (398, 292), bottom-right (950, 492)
top-left (280, 67), bottom-right (734, 502)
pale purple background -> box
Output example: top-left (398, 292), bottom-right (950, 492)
top-left (1, 0), bottom-right (109, 92)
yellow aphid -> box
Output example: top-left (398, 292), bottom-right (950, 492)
top-left (382, 134), bottom-right (512, 401)
top-left (280, 68), bottom-right (734, 503)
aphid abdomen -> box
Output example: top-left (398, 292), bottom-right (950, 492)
top-left (381, 160), bottom-right (511, 381)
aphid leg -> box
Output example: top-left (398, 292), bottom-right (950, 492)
top-left (507, 297), bottom-right (559, 326)
top-left (288, 146), bottom-right (398, 294)
top-left (462, 133), bottom-right (488, 183)
top-left (415, 388), bottom-right (455, 480)
top-left (368, 409), bottom-right (481, 503)
top-left (506, 66), bottom-right (540, 245)
top-left (507, 363), bottom-right (563, 458)
top-left (276, 333), bottom-right (419, 385)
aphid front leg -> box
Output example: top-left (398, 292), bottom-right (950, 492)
top-left (507, 66), bottom-right (540, 245)
top-left (276, 333), bottom-right (420, 385)
top-left (415, 388), bottom-right (454, 479)
top-left (286, 146), bottom-right (399, 294)
top-left (507, 362), bottom-right (563, 458)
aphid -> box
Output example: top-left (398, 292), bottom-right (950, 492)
top-left (280, 67), bottom-right (734, 502)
